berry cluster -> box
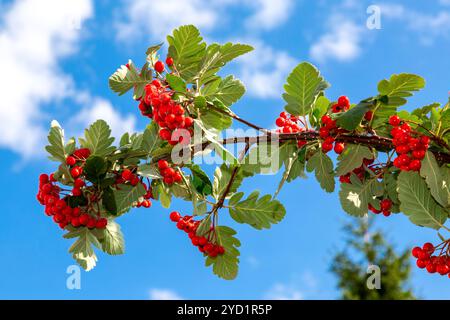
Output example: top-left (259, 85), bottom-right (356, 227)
top-left (274, 112), bottom-right (307, 148)
top-left (120, 169), bottom-right (141, 186)
top-left (338, 158), bottom-right (394, 217)
top-left (412, 242), bottom-right (450, 277)
top-left (135, 184), bottom-right (153, 208)
top-left (66, 148), bottom-right (91, 195)
top-left (37, 174), bottom-right (107, 230)
top-left (331, 95), bottom-right (351, 113)
top-left (169, 211), bottom-right (225, 258)
top-left (157, 160), bottom-right (182, 185)
top-left (320, 114), bottom-right (345, 154)
top-left (138, 79), bottom-right (194, 146)
top-left (389, 115), bottom-right (429, 172)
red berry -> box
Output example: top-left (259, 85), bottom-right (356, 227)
top-left (165, 56), bottom-right (174, 66)
top-left (74, 178), bottom-right (85, 188)
top-left (395, 144), bottom-right (410, 154)
top-left (423, 242), bottom-right (434, 253)
top-left (72, 188), bottom-right (82, 197)
top-left (389, 115), bottom-right (401, 126)
top-left (337, 96), bottom-right (350, 107)
top-left (334, 143), bottom-right (345, 154)
top-left (279, 112), bottom-right (288, 119)
top-left (412, 246), bottom-right (422, 258)
top-left (95, 218), bottom-right (108, 229)
top-left (380, 199), bottom-right (392, 211)
top-left (159, 128), bottom-right (172, 141)
top-left (321, 115), bottom-right (332, 125)
top-left (170, 211), bottom-right (181, 222)
top-left (364, 111), bottom-right (373, 121)
top-left (130, 175), bottom-right (140, 186)
top-left (87, 218), bottom-right (96, 229)
top-left (71, 217), bottom-right (81, 227)
top-left (412, 149), bottom-right (426, 160)
top-left (158, 160), bottom-right (169, 170)
top-left (66, 156), bottom-right (76, 166)
top-left (426, 263), bottom-right (436, 273)
top-left (275, 117), bottom-right (285, 127)
top-left (322, 142), bottom-right (333, 153)
top-left (420, 136), bottom-right (430, 146)
top-left (319, 127), bottom-right (329, 138)
top-left (70, 167), bottom-right (82, 178)
top-left (154, 61), bottom-right (165, 73)
top-left (122, 169), bottom-right (133, 181)
top-left (408, 159), bottom-right (421, 171)
top-left (79, 214), bottom-right (89, 226)
top-left (416, 259), bottom-right (428, 269)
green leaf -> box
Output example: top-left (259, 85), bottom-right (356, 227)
top-left (311, 96), bottom-right (330, 126)
top-left (79, 120), bottom-right (116, 157)
top-left (228, 191), bottom-right (286, 230)
top-left (335, 145), bottom-right (374, 176)
top-left (155, 183), bottom-right (172, 208)
top-left (213, 164), bottom-right (244, 200)
top-left (397, 171), bottom-right (447, 230)
top-left (189, 164), bottom-right (213, 196)
top-left (378, 73), bottom-right (425, 106)
top-left (140, 123), bottom-right (162, 155)
top-left (283, 62), bottom-right (330, 116)
top-left (167, 25), bottom-right (206, 81)
top-left (194, 95), bottom-right (207, 108)
top-left (412, 103), bottom-right (440, 118)
top-left (339, 175), bottom-right (383, 217)
top-left (205, 226), bottom-right (240, 280)
top-left (45, 120), bottom-right (67, 163)
top-left (420, 151), bottom-right (449, 207)
top-left (99, 220), bottom-right (125, 255)
top-left (109, 61), bottom-right (147, 96)
top-left (137, 163), bottom-right (161, 179)
top-left (119, 132), bottom-right (130, 147)
top-left (241, 142), bottom-right (295, 176)
top-left (165, 73), bottom-right (186, 93)
top-left (306, 151), bottom-right (335, 193)
top-left (204, 76), bottom-right (246, 107)
top-left (336, 100), bottom-right (375, 131)
top-left (102, 187), bottom-right (117, 215)
top-left (200, 100), bottom-right (233, 131)
top-left (196, 43), bottom-right (253, 85)
top-left (114, 183), bottom-right (146, 215)
top-left (83, 156), bottom-right (108, 183)
top-left (67, 228), bottom-right (101, 271)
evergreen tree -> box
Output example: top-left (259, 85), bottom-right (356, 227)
top-left (331, 218), bottom-right (416, 300)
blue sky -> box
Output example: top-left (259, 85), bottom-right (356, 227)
top-left (1, 0), bottom-right (450, 299)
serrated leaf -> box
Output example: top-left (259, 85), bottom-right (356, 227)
top-left (137, 163), bottom-right (161, 179)
top-left (200, 100), bottom-right (233, 131)
top-left (378, 73), bottom-right (425, 106)
top-left (100, 220), bottom-right (125, 255)
top-left (205, 75), bottom-right (245, 107)
top-left (228, 191), bottom-right (286, 230)
top-left (114, 183), bottom-right (146, 215)
top-left (167, 25), bottom-right (206, 81)
top-left (119, 132), bottom-right (130, 147)
top-left (336, 100), bottom-right (375, 131)
top-left (83, 156), bottom-right (108, 183)
top-left (335, 145), bottom-right (374, 176)
top-left (241, 142), bottom-right (294, 176)
top-left (196, 43), bottom-right (253, 85)
top-left (283, 62), bottom-right (330, 116)
top-left (79, 120), bottom-right (116, 157)
top-left (102, 187), bottom-right (117, 215)
top-left (412, 103), bottom-right (440, 118)
top-left (306, 151), bottom-right (335, 193)
top-left (45, 120), bottom-right (67, 163)
top-left (165, 73), bottom-right (186, 93)
top-left (339, 175), bottom-right (382, 217)
top-left (67, 228), bottom-right (101, 271)
top-left (397, 171), bottom-right (447, 230)
top-left (420, 151), bottom-right (449, 207)
top-left (109, 61), bottom-right (147, 96)
top-left (189, 164), bottom-right (213, 196)
top-left (213, 164), bottom-right (244, 200)
top-left (205, 226), bottom-right (240, 280)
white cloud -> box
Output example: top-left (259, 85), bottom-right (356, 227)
top-left (380, 3), bottom-right (450, 44)
top-left (115, 0), bottom-right (294, 42)
top-left (245, 0), bottom-right (294, 30)
top-left (237, 40), bottom-right (296, 98)
top-left (149, 288), bottom-right (182, 300)
top-left (0, 0), bottom-right (93, 157)
top-left (309, 16), bottom-right (365, 63)
top-left (264, 283), bottom-right (303, 300)
top-left (70, 98), bottom-right (137, 139)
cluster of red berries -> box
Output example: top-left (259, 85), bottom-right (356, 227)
top-left (120, 169), bottom-right (141, 186)
top-left (412, 242), bottom-right (450, 277)
top-left (389, 115), bottom-right (429, 172)
top-left (37, 174), bottom-right (107, 230)
top-left (66, 148), bottom-right (91, 196)
top-left (135, 184), bottom-right (153, 208)
top-left (331, 95), bottom-right (351, 113)
top-left (319, 114), bottom-right (345, 154)
top-left (368, 198), bottom-right (393, 217)
top-left (138, 78), bottom-right (194, 146)
top-left (169, 211), bottom-right (225, 258)
top-left (157, 160), bottom-right (182, 185)
top-left (153, 57), bottom-right (174, 74)
top-left (274, 112), bottom-right (307, 148)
